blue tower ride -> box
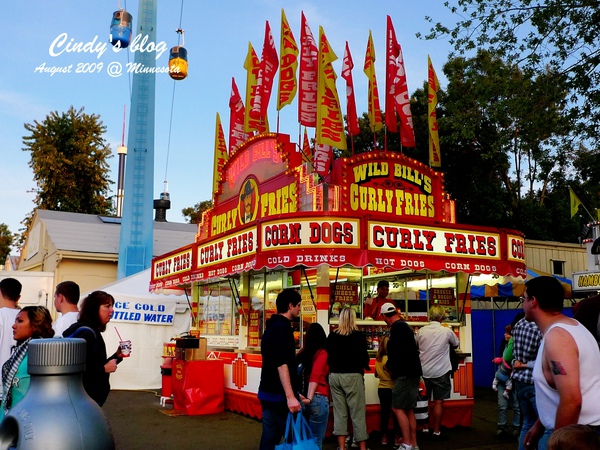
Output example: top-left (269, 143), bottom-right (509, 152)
top-left (117, 0), bottom-right (158, 279)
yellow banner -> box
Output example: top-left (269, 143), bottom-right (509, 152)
top-left (316, 26), bottom-right (347, 150)
top-left (277, 9), bottom-right (298, 110)
top-left (213, 112), bottom-right (228, 195)
top-left (363, 31), bottom-right (383, 133)
top-left (428, 55), bottom-right (441, 167)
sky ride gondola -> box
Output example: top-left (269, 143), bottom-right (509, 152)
top-left (168, 28), bottom-right (187, 80)
top-left (110, 8), bottom-right (133, 48)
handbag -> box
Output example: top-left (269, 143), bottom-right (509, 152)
top-left (275, 412), bottom-right (319, 450)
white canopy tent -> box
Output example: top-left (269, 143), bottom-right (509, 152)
top-left (78, 269), bottom-right (191, 390)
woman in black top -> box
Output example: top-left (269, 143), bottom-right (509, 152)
top-left (327, 307), bottom-right (370, 450)
top-left (64, 291), bottom-right (123, 406)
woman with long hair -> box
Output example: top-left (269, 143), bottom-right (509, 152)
top-left (63, 291), bottom-right (125, 406)
top-left (297, 322), bottom-right (329, 449)
top-left (327, 307), bottom-right (370, 450)
top-left (1, 306), bottom-right (54, 418)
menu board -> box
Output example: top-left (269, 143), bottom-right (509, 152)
top-left (330, 283), bottom-right (359, 317)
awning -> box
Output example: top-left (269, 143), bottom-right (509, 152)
top-left (469, 267), bottom-right (572, 299)
top-left (150, 214), bottom-right (527, 292)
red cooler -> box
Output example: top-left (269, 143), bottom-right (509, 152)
top-left (172, 359), bottom-right (225, 415)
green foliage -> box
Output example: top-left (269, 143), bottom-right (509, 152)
top-left (348, 51), bottom-right (585, 241)
top-left (423, 0), bottom-right (600, 142)
top-left (182, 200), bottom-right (214, 224)
top-left (22, 106), bottom-right (114, 221)
top-left (0, 224), bottom-right (13, 265)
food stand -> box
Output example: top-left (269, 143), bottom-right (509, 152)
top-left (150, 133), bottom-right (526, 429)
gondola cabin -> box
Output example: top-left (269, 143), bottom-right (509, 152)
top-left (110, 10), bottom-right (133, 48)
top-left (169, 46), bottom-right (188, 80)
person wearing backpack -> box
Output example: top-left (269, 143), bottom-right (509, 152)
top-left (297, 322), bottom-right (329, 449)
top-left (63, 291), bottom-right (125, 406)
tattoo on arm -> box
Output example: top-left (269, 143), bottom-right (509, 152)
top-left (550, 360), bottom-right (567, 375)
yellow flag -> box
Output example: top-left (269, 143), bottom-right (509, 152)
top-left (213, 113), bottom-right (228, 195)
top-left (569, 187), bottom-right (582, 218)
top-left (428, 55), bottom-right (441, 167)
top-left (277, 9), bottom-right (298, 110)
top-left (316, 26), bottom-right (346, 150)
top-left (363, 31), bottom-right (383, 133)
top-left (244, 43), bottom-right (265, 133)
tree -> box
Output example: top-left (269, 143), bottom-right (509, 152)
top-left (443, 52), bottom-right (582, 239)
top-left (0, 224), bottom-right (13, 265)
top-left (22, 106), bottom-right (114, 221)
top-left (182, 200), bottom-right (214, 224)
top-left (423, 0), bottom-right (600, 142)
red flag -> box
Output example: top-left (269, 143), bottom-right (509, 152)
top-left (363, 31), bottom-right (383, 133)
top-left (229, 77), bottom-right (249, 154)
top-left (302, 128), bottom-right (312, 164)
top-left (342, 41), bottom-right (360, 137)
top-left (313, 143), bottom-right (332, 176)
top-left (277, 9), bottom-right (299, 110)
top-left (298, 12), bottom-right (318, 127)
top-left (386, 16), bottom-right (415, 146)
top-left (251, 21), bottom-right (279, 122)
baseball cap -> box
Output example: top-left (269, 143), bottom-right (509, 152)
top-left (380, 302), bottom-right (396, 315)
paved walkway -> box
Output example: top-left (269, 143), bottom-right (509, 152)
top-left (103, 387), bottom-right (519, 450)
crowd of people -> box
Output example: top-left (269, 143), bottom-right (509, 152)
top-left (259, 277), bottom-right (600, 450)
top-left (258, 286), bottom-right (460, 450)
top-left (0, 277), bottom-right (127, 417)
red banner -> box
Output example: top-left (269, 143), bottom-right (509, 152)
top-left (302, 128), bottom-right (312, 164)
top-left (150, 214), bottom-right (526, 290)
top-left (298, 12), bottom-right (318, 127)
top-left (342, 41), bottom-right (360, 137)
top-left (386, 16), bottom-right (415, 147)
top-left (229, 77), bottom-right (248, 154)
top-left (251, 21), bottom-right (279, 122)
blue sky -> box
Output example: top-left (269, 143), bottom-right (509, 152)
top-left (0, 0), bottom-right (458, 241)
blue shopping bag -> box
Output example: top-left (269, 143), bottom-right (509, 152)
top-left (275, 412), bottom-right (319, 450)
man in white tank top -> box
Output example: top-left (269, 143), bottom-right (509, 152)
top-left (522, 276), bottom-right (600, 450)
